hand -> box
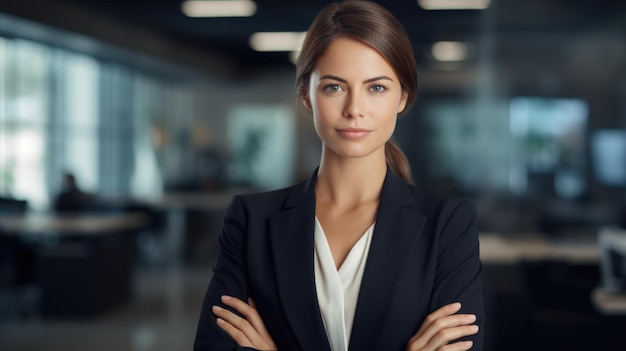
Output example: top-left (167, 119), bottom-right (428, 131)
top-left (405, 302), bottom-right (479, 351)
top-left (212, 295), bottom-right (277, 351)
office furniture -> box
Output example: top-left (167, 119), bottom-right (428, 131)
top-left (598, 227), bottom-right (626, 292)
top-left (0, 198), bottom-right (37, 320)
top-left (479, 232), bottom-right (605, 350)
top-left (479, 232), bottom-right (599, 264)
top-left (591, 287), bottom-right (626, 315)
top-left (0, 212), bottom-right (148, 317)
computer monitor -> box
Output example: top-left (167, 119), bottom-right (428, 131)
top-left (591, 129), bottom-right (626, 187)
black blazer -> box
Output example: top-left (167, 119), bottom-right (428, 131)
top-left (194, 168), bottom-right (484, 351)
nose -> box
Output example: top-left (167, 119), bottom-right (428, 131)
top-left (343, 91), bottom-right (365, 118)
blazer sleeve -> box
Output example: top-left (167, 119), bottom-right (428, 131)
top-left (431, 199), bottom-right (485, 350)
top-left (194, 195), bottom-right (258, 351)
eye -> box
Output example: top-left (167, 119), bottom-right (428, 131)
top-left (369, 84), bottom-right (387, 93)
top-left (323, 84), bottom-right (343, 93)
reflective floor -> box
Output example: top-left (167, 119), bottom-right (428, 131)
top-left (0, 265), bottom-right (212, 351)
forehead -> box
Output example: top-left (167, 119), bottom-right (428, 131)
top-left (312, 37), bottom-right (398, 80)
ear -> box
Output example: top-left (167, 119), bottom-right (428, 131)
top-left (301, 94), bottom-right (312, 111)
top-left (397, 90), bottom-right (409, 114)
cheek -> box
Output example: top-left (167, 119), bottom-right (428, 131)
top-left (311, 95), bottom-right (337, 128)
top-left (382, 115), bottom-right (397, 137)
top-left (311, 108), bottom-right (329, 139)
top-left (374, 107), bottom-right (399, 143)
top-left (374, 102), bottom-right (399, 127)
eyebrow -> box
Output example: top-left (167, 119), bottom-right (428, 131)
top-left (319, 74), bottom-right (394, 84)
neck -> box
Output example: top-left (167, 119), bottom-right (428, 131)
top-left (315, 147), bottom-right (387, 208)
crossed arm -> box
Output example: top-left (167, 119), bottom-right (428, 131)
top-left (213, 296), bottom-right (478, 351)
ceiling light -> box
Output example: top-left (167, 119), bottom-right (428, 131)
top-left (418, 0), bottom-right (491, 10)
top-left (431, 41), bottom-right (468, 61)
top-left (182, 0), bottom-right (257, 18)
top-left (249, 32), bottom-right (307, 52)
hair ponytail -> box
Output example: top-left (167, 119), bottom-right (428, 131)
top-left (385, 139), bottom-right (413, 185)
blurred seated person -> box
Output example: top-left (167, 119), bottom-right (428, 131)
top-left (53, 172), bottom-right (93, 214)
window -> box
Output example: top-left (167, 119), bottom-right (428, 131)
top-left (0, 39), bottom-right (50, 209)
top-left (0, 35), bottom-right (196, 210)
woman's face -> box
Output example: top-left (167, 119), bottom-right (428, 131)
top-left (304, 37), bottom-right (408, 160)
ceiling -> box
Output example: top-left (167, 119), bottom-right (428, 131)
top-left (2, 0), bottom-right (625, 72)
top-left (54, 0), bottom-right (625, 70)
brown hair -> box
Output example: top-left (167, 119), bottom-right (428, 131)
top-left (296, 0), bottom-right (418, 184)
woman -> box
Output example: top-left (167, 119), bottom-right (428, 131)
top-left (194, 1), bottom-right (484, 350)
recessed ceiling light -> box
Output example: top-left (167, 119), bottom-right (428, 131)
top-left (181, 0), bottom-right (257, 18)
top-left (249, 32), bottom-right (307, 52)
top-left (431, 41), bottom-right (469, 61)
top-left (418, 0), bottom-right (491, 10)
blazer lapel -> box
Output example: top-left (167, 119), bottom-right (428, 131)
top-left (268, 172), bottom-right (331, 351)
top-left (348, 170), bottom-right (427, 350)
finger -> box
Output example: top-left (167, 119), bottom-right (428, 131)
top-left (221, 295), bottom-right (252, 314)
top-left (221, 296), bottom-right (270, 340)
top-left (212, 304), bottom-right (258, 343)
top-left (212, 304), bottom-right (249, 331)
top-left (247, 298), bottom-right (273, 339)
top-left (437, 340), bottom-right (474, 351)
top-left (408, 313), bottom-right (476, 349)
top-left (408, 323), bottom-right (477, 351)
top-left (424, 325), bottom-right (478, 351)
top-left (419, 314), bottom-right (477, 345)
top-left (414, 303), bottom-right (462, 339)
top-left (220, 295), bottom-right (260, 329)
top-left (219, 295), bottom-right (277, 348)
top-left (215, 317), bottom-right (253, 347)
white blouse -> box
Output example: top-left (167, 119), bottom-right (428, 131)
top-left (314, 217), bottom-right (375, 351)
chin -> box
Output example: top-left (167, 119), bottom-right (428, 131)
top-left (328, 144), bottom-right (383, 160)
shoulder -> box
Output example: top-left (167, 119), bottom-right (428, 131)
top-left (239, 186), bottom-right (294, 205)
top-left (228, 183), bottom-right (302, 216)
top-left (407, 184), bottom-right (477, 227)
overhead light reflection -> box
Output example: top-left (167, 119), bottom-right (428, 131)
top-left (418, 0), bottom-right (491, 10)
top-left (249, 32), bottom-right (307, 52)
top-left (181, 0), bottom-right (257, 18)
top-left (431, 41), bottom-right (468, 61)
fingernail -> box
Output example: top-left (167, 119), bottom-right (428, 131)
top-left (453, 302), bottom-right (462, 309)
top-left (471, 325), bottom-right (479, 332)
top-left (212, 305), bottom-right (223, 312)
top-left (467, 314), bottom-right (476, 322)
top-left (464, 341), bottom-right (473, 349)
top-left (221, 295), bottom-right (231, 302)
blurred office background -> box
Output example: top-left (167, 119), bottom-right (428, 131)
top-left (1, 0), bottom-right (626, 350)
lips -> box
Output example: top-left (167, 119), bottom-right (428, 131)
top-left (336, 127), bottom-right (372, 139)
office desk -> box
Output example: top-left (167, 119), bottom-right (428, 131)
top-left (591, 288), bottom-right (626, 315)
top-left (0, 212), bottom-right (148, 317)
top-left (479, 232), bottom-right (600, 264)
top-left (0, 212), bottom-right (148, 237)
top-left (151, 192), bottom-right (236, 211)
